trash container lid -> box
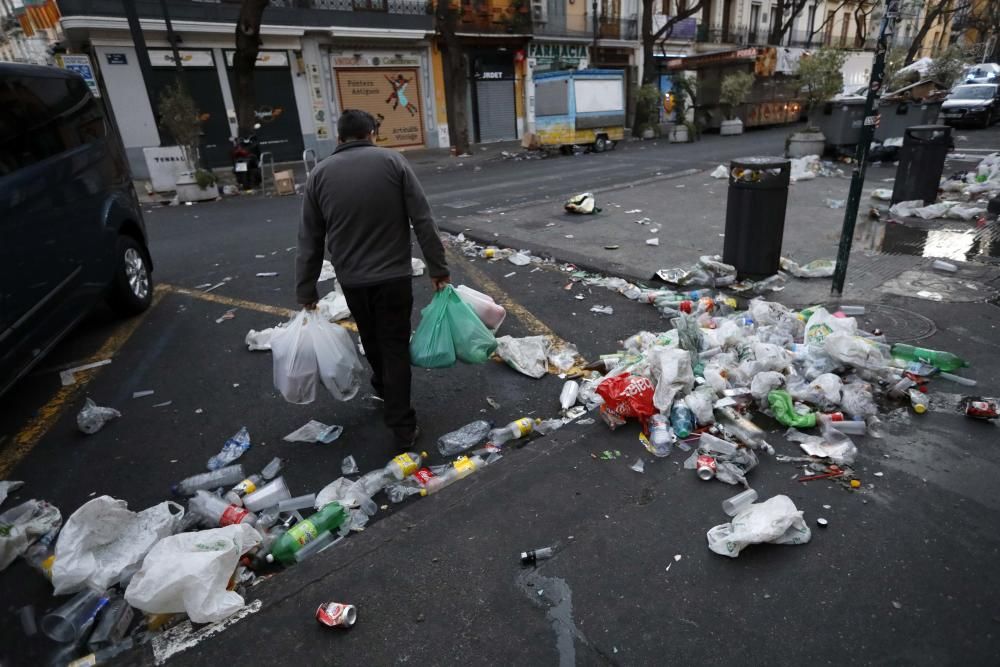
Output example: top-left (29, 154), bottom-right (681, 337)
top-left (903, 124), bottom-right (951, 143)
top-left (730, 156), bottom-right (790, 169)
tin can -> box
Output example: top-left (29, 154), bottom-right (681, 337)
top-left (316, 602), bottom-right (357, 628)
top-left (696, 454), bottom-right (717, 481)
top-left (964, 398), bottom-right (999, 420)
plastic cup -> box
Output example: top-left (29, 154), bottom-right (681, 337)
top-left (41, 589), bottom-right (108, 643)
top-left (830, 420), bottom-right (867, 435)
top-left (243, 476), bottom-right (291, 512)
top-left (294, 530), bottom-right (338, 563)
top-left (722, 489), bottom-right (758, 517)
top-left (278, 493), bottom-right (316, 513)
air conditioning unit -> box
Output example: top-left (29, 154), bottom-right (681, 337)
top-left (531, 0), bottom-right (547, 23)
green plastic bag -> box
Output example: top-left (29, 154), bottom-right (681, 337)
top-left (767, 390), bottom-right (817, 429)
top-left (410, 290), bottom-right (457, 368)
top-left (444, 287), bottom-right (498, 364)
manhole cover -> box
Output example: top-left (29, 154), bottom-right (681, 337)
top-left (854, 303), bottom-right (937, 343)
top-left (879, 269), bottom-right (998, 304)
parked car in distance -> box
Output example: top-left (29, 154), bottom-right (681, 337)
top-left (940, 83), bottom-right (1000, 128)
top-left (963, 63), bottom-right (999, 85)
top-left (0, 63), bottom-right (154, 396)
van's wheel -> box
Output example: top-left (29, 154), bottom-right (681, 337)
top-left (109, 235), bottom-right (153, 315)
top-left (593, 136), bottom-right (608, 153)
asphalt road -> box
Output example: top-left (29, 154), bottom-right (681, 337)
top-left (2, 122), bottom-right (1000, 665)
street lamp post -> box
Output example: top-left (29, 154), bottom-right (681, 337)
top-left (591, 0), bottom-right (598, 66)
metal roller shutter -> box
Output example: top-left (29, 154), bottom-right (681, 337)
top-left (475, 80), bottom-right (516, 143)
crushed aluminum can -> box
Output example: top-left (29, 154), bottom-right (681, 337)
top-left (316, 602), bottom-right (357, 628)
top-left (964, 397), bottom-right (999, 420)
top-left (696, 454), bottom-right (718, 481)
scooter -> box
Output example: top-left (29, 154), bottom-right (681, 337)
top-left (232, 134), bottom-right (261, 190)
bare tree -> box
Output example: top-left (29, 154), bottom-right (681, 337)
top-left (808, 0), bottom-right (851, 46)
top-left (904, 0), bottom-right (971, 64)
top-left (433, 0), bottom-right (470, 154)
top-left (853, 1), bottom-right (879, 47)
top-left (639, 0), bottom-right (704, 86)
top-left (233, 0), bottom-right (270, 137)
top-left (768, 0), bottom-right (811, 46)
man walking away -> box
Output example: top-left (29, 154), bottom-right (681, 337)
top-left (296, 109), bottom-right (450, 450)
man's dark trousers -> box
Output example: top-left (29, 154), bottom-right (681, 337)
top-left (340, 277), bottom-right (416, 444)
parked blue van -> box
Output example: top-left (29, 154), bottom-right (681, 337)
top-left (0, 63), bottom-right (154, 395)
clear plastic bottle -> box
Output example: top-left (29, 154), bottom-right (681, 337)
top-left (648, 414), bottom-right (674, 457)
top-left (420, 455), bottom-right (484, 495)
top-left (223, 474), bottom-right (262, 506)
top-left (437, 421), bottom-right (492, 456)
top-left (714, 406), bottom-right (767, 449)
top-left (908, 388), bottom-right (929, 414)
top-left (488, 418), bottom-right (535, 446)
top-left (560, 381), bottom-right (580, 411)
top-left (669, 402), bottom-right (695, 438)
top-left (172, 465), bottom-right (246, 497)
top-left (385, 451), bottom-right (428, 481)
top-left (189, 490), bottom-right (258, 527)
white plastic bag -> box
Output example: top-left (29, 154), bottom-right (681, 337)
top-left (52, 496), bottom-right (183, 594)
top-left (271, 310), bottom-right (363, 403)
top-left (271, 311), bottom-right (318, 404)
top-left (706, 495), bottom-right (811, 558)
top-left (750, 371), bottom-right (785, 402)
top-left (496, 335), bottom-right (550, 378)
top-left (124, 523), bottom-right (261, 623)
top-left (786, 425), bottom-right (858, 466)
top-left (76, 399), bottom-right (121, 435)
top-left (0, 500), bottom-right (61, 571)
top-left (315, 478), bottom-right (377, 516)
top-left (804, 308), bottom-right (857, 346)
top-left (824, 334), bottom-right (888, 372)
top-left (808, 372), bottom-right (843, 407)
top-left (311, 315), bottom-right (364, 401)
top-left (650, 347), bottom-right (694, 412)
top-left (317, 289), bottom-right (351, 322)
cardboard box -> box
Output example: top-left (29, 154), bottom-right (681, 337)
top-left (274, 170), bottom-right (296, 196)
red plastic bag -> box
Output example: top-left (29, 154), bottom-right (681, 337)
top-left (596, 373), bottom-right (655, 429)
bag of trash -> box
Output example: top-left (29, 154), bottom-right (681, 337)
top-left (779, 257), bottom-right (836, 278)
top-left (456, 285), bottom-right (506, 331)
top-left (76, 399), bottom-right (121, 435)
top-left (596, 373), bottom-right (656, 429)
top-left (442, 287), bottom-right (498, 364)
top-left (840, 380), bottom-right (878, 418)
top-left (496, 335), bottom-right (550, 378)
top-left (52, 496), bottom-right (183, 594)
top-left (683, 386), bottom-right (717, 425)
top-left (271, 310), bottom-right (320, 403)
top-left (0, 500), bottom-right (61, 571)
top-left (807, 372), bottom-right (843, 407)
top-left (124, 523), bottom-right (261, 623)
top-left (564, 192), bottom-right (600, 214)
top-left (649, 347), bottom-right (694, 413)
top-left (410, 289), bottom-right (457, 368)
top-left (706, 494), bottom-right (811, 558)
top-left (311, 314), bottom-right (364, 400)
top-left (824, 334), bottom-right (888, 372)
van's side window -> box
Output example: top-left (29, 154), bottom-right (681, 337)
top-left (0, 76), bottom-right (97, 177)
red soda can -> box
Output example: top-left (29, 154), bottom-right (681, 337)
top-left (316, 602), bottom-right (357, 628)
top-left (696, 455), bottom-right (717, 481)
top-left (964, 398), bottom-right (999, 420)
top-left (824, 412), bottom-right (845, 422)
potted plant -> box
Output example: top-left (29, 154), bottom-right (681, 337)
top-left (667, 74), bottom-right (697, 143)
top-left (158, 81), bottom-right (218, 202)
top-left (719, 71), bottom-right (753, 136)
top-left (789, 47), bottom-right (847, 158)
top-left (634, 83), bottom-right (661, 139)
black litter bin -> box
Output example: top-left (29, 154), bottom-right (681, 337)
top-left (890, 125), bottom-right (952, 205)
top-left (722, 156), bottom-right (791, 278)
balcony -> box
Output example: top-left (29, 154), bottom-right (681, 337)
top-left (696, 23), bottom-right (748, 45)
top-left (455, 1), bottom-right (533, 35)
top-left (534, 13), bottom-right (636, 40)
top-left (597, 15), bottom-right (638, 41)
top-left (57, 0), bottom-right (433, 32)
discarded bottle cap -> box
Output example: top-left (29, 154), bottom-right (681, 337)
top-left (816, 517), bottom-right (829, 527)
top-left (850, 479), bottom-right (861, 488)
top-left (316, 602), bottom-right (357, 628)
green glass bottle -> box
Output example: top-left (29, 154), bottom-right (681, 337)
top-left (890, 344), bottom-right (969, 372)
top-left (266, 502), bottom-right (347, 566)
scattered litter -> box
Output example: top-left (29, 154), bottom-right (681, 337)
top-left (931, 259), bottom-right (957, 273)
top-left (603, 245), bottom-right (620, 250)
top-left (824, 198), bottom-right (846, 209)
top-left (486, 397), bottom-right (500, 409)
top-left (508, 252), bottom-right (532, 266)
top-left (646, 238), bottom-right (660, 246)
top-left (132, 390), bottom-right (155, 399)
top-left (76, 399), bottom-right (121, 435)
top-left (817, 517), bottom-right (829, 527)
top-left (283, 421), bottom-right (343, 444)
top-left (780, 257), bottom-right (835, 279)
top-left (255, 272), bottom-right (278, 277)
top-left (215, 309), bottom-right (237, 323)
top-left (194, 283), bottom-right (213, 289)
top-left (341, 456), bottom-right (360, 475)
top-left (0, 500), bottom-right (61, 571)
top-left (59, 360), bottom-right (111, 386)
top-left (203, 282), bottom-right (226, 293)
top-left (590, 305), bottom-right (614, 315)
top-left (316, 601), bottom-right (357, 628)
top-left (438, 420), bottom-right (492, 456)
top-left (520, 546), bottom-right (554, 566)
top-left (152, 401), bottom-right (173, 408)
top-left (504, 271), bottom-right (517, 278)
top-left (565, 192), bottom-right (600, 214)
top-left (710, 165), bottom-right (729, 179)
top-left (706, 495), bottom-right (811, 558)
top-left (891, 601), bottom-right (902, 610)
top-left (207, 427), bottom-right (251, 470)
top-left (630, 458), bottom-right (645, 473)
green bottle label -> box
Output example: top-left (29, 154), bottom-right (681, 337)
top-left (287, 520), bottom-right (319, 547)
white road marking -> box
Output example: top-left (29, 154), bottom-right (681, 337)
top-left (151, 599), bottom-right (263, 665)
